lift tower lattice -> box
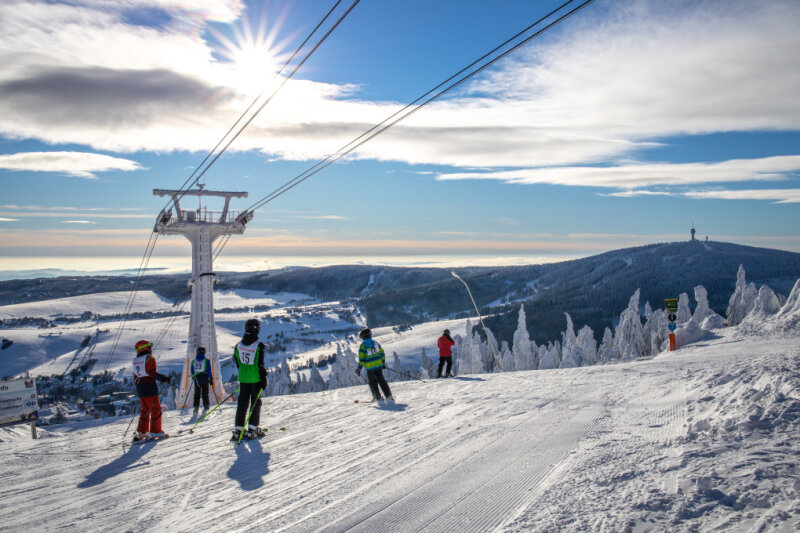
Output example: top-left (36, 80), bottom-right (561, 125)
top-left (153, 187), bottom-right (253, 408)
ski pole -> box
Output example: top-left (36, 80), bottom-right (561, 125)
top-left (210, 378), bottom-right (221, 407)
top-left (121, 403), bottom-right (141, 447)
top-left (180, 377), bottom-right (196, 414)
top-left (189, 386), bottom-right (239, 433)
top-left (238, 387), bottom-right (264, 444)
top-left (385, 367), bottom-right (426, 383)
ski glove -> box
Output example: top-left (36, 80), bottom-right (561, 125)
top-left (355, 367), bottom-right (362, 376)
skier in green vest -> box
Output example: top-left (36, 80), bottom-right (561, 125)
top-left (232, 318), bottom-right (267, 440)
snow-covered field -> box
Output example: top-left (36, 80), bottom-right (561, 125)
top-left (0, 290), bottom-right (359, 379)
top-left (2, 322), bottom-right (798, 532)
top-left (0, 290), bottom-right (176, 320)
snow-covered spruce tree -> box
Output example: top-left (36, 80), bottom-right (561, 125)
top-left (451, 333), bottom-right (464, 376)
top-left (308, 363), bottom-right (325, 392)
top-left (691, 285), bottom-right (715, 324)
top-left (294, 372), bottom-right (307, 394)
top-left (598, 327), bottom-right (618, 361)
top-left (741, 285), bottom-right (782, 324)
top-left (452, 321), bottom-right (471, 375)
top-left (268, 357), bottom-right (294, 396)
top-left (419, 346), bottom-right (435, 378)
top-left (776, 278), bottom-right (800, 328)
top-left (499, 341), bottom-right (515, 372)
top-left (512, 304), bottom-right (534, 371)
top-left (469, 330), bottom-right (485, 374)
top-left (676, 292), bottom-right (692, 324)
top-left (537, 341), bottom-right (561, 370)
top-left (576, 325), bottom-right (597, 366)
top-left (642, 302), bottom-right (669, 356)
top-left (613, 289), bottom-right (647, 359)
top-left (390, 352), bottom-right (408, 382)
top-left (727, 265), bottom-right (758, 326)
top-left (559, 313), bottom-right (581, 368)
top-left (483, 327), bottom-right (500, 373)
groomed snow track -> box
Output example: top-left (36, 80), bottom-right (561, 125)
top-left (3, 329), bottom-right (799, 532)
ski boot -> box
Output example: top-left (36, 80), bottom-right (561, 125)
top-left (231, 427), bottom-right (244, 441)
top-left (149, 432), bottom-right (169, 440)
top-left (248, 425), bottom-right (265, 438)
top-left (132, 431), bottom-right (148, 443)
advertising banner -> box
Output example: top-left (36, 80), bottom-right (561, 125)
top-left (0, 378), bottom-right (39, 427)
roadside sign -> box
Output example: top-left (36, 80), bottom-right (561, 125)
top-left (664, 298), bottom-right (678, 313)
top-left (668, 322), bottom-right (677, 331)
top-left (0, 378), bottom-right (39, 428)
top-left (668, 313), bottom-right (677, 322)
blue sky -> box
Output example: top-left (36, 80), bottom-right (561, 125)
top-left (1, 0), bottom-right (799, 274)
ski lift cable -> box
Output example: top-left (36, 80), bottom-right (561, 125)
top-left (102, 231), bottom-right (159, 371)
top-left (242, 0), bottom-right (580, 212)
top-left (161, 0), bottom-right (360, 214)
top-left (103, 232), bottom-right (158, 370)
top-left (241, 0), bottom-right (594, 215)
top-left (101, 2), bottom-right (356, 369)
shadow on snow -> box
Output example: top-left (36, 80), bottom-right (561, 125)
top-left (228, 439), bottom-right (271, 491)
top-left (77, 442), bottom-right (153, 488)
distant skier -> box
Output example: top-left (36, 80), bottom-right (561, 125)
top-left (192, 346), bottom-right (213, 416)
top-left (232, 318), bottom-right (267, 440)
top-left (356, 328), bottom-right (393, 403)
top-left (437, 329), bottom-right (455, 378)
top-left (132, 339), bottom-right (172, 441)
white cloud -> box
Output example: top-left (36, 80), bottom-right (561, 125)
top-left (436, 156), bottom-right (800, 189)
top-left (604, 190), bottom-right (675, 198)
top-left (0, 217), bottom-right (19, 222)
top-left (0, 0), bottom-right (797, 173)
top-left (294, 215), bottom-right (349, 220)
top-left (685, 189), bottom-right (800, 204)
top-left (62, 220), bottom-right (96, 224)
top-left (0, 151), bottom-right (142, 178)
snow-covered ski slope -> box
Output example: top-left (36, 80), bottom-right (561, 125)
top-left (2, 325), bottom-right (798, 532)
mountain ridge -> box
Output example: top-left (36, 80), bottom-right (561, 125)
top-left (2, 240), bottom-right (799, 343)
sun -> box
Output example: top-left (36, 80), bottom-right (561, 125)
top-left (210, 7), bottom-right (290, 94)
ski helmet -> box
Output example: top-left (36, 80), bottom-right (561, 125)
top-left (359, 328), bottom-right (372, 339)
top-left (245, 318), bottom-right (260, 334)
top-left (443, 329), bottom-right (450, 336)
top-left (135, 339), bottom-right (153, 355)
top-left (196, 346), bottom-right (206, 355)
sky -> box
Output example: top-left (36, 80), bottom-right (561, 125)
top-left (1, 0), bottom-right (799, 275)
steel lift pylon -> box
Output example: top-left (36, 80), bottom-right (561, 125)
top-left (153, 187), bottom-right (253, 408)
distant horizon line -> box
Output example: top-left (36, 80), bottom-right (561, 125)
top-left (2, 239), bottom-right (799, 282)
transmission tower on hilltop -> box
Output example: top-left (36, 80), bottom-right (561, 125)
top-left (153, 186), bottom-right (253, 407)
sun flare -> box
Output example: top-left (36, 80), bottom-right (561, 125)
top-left (210, 7), bottom-right (289, 94)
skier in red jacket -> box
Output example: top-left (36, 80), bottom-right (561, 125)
top-left (437, 329), bottom-right (455, 378)
top-left (132, 340), bottom-right (171, 442)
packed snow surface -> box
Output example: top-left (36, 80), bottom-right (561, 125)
top-left (3, 325), bottom-right (799, 532)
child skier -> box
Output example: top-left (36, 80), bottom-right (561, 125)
top-left (437, 329), bottom-right (455, 378)
top-left (232, 318), bottom-right (267, 440)
top-left (132, 339), bottom-right (172, 441)
top-left (192, 346), bottom-right (213, 416)
top-left (356, 328), bottom-right (393, 403)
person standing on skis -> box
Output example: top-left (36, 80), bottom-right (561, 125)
top-left (356, 328), bottom-right (393, 403)
top-left (437, 329), bottom-right (455, 378)
top-left (132, 340), bottom-right (171, 442)
top-left (192, 346), bottom-right (212, 417)
top-left (232, 318), bottom-right (267, 440)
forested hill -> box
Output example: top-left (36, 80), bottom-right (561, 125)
top-left (353, 240), bottom-right (800, 344)
top-left (2, 240), bottom-right (799, 344)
